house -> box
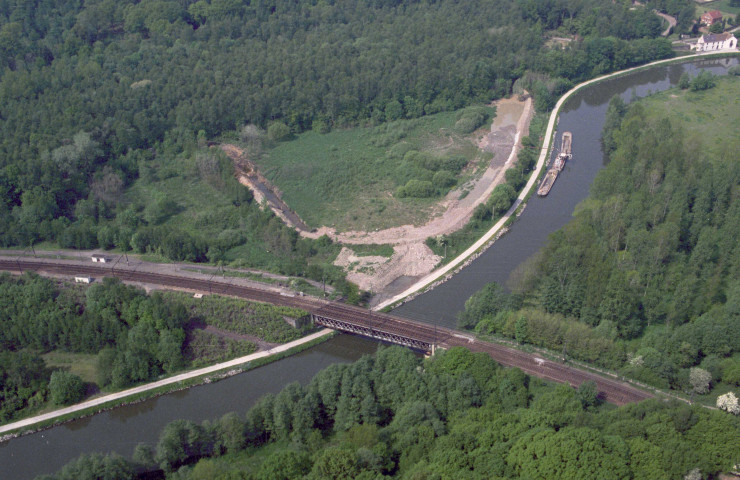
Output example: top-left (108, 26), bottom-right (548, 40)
top-left (75, 276), bottom-right (91, 284)
top-left (692, 32), bottom-right (738, 52)
top-left (701, 10), bottom-right (723, 26)
top-left (91, 254), bottom-right (109, 263)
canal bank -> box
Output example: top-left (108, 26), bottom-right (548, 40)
top-left (0, 329), bottom-right (335, 438)
top-left (380, 51), bottom-right (738, 316)
top-left (0, 54), bottom-right (737, 480)
top-left (392, 53), bottom-right (738, 328)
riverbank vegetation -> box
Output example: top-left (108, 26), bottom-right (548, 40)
top-left (459, 75), bottom-right (740, 401)
top-left (425, 113), bottom-right (548, 262)
top-left (0, 274), bottom-right (308, 425)
top-left (40, 346), bottom-right (740, 479)
top-left (0, 0), bottom-right (676, 279)
top-left (260, 108), bottom-right (489, 231)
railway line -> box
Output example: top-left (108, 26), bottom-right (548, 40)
top-left (0, 258), bottom-right (654, 406)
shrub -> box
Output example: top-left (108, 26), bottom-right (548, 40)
top-left (267, 121), bottom-right (291, 141)
top-left (454, 106), bottom-right (490, 134)
top-left (505, 167), bottom-right (525, 190)
top-left (404, 150), bottom-right (440, 171)
top-left (689, 71), bottom-right (716, 92)
top-left (441, 155), bottom-right (468, 173)
top-left (433, 170), bottom-right (456, 189)
top-left (400, 179), bottom-right (435, 198)
top-left (487, 184), bottom-right (517, 215)
top-left (49, 370), bottom-right (86, 405)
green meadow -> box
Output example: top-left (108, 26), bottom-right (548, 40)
top-left (257, 108), bottom-right (495, 231)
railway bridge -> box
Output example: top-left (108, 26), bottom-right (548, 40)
top-left (0, 257), bottom-right (654, 406)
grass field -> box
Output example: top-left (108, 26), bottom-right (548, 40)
top-left (42, 351), bottom-right (99, 384)
top-left (636, 74), bottom-right (739, 158)
top-left (256, 108), bottom-right (495, 231)
top-left (695, 0), bottom-right (740, 16)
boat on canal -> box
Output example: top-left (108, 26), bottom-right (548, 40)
top-left (537, 131), bottom-right (572, 196)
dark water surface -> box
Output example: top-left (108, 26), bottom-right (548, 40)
top-left (0, 56), bottom-right (736, 480)
top-left (392, 57), bottom-right (738, 329)
top-left (0, 335), bottom-right (382, 479)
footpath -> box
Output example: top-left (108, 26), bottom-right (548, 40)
top-left (374, 50), bottom-right (738, 311)
top-left (2, 50), bottom-right (735, 437)
top-left (0, 329), bottom-right (333, 437)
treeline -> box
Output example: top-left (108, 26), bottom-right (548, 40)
top-left (41, 346), bottom-right (740, 479)
top-left (0, 274), bottom-right (308, 423)
top-left (458, 81), bottom-right (740, 394)
top-left (0, 0), bottom-right (674, 270)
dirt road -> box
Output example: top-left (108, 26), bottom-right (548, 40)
top-left (654, 10), bottom-right (676, 37)
top-left (222, 96), bottom-right (534, 297)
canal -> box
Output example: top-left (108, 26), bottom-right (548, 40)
top-left (0, 56), bottom-right (736, 480)
top-left (393, 56), bottom-right (738, 329)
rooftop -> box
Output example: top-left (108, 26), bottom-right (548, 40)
top-left (701, 32), bottom-right (732, 43)
top-left (704, 10), bottom-right (723, 20)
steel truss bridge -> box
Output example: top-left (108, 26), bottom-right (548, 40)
top-left (0, 257), bottom-right (654, 406)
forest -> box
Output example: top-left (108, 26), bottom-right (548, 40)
top-left (39, 346), bottom-right (740, 479)
top-left (0, 273), bottom-right (309, 424)
top-left (458, 75), bottom-right (740, 400)
top-left (0, 0), bottom-right (678, 285)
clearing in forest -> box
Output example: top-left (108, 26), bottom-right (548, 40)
top-left (255, 108), bottom-right (494, 232)
top-left (230, 96), bottom-right (534, 296)
top-left (638, 74), bottom-right (739, 157)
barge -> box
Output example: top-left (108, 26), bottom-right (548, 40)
top-left (537, 131), bottom-right (572, 196)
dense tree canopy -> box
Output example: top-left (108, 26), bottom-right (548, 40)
top-left (0, 274), bottom-right (309, 423)
top-left (0, 0), bottom-right (674, 274)
top-left (459, 76), bottom-right (740, 395)
top-left (41, 346), bottom-right (740, 479)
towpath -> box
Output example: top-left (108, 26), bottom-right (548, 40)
top-left (374, 50), bottom-right (737, 310)
top-left (0, 329), bottom-right (334, 437)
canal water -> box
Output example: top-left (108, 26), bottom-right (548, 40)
top-left (0, 56), bottom-right (736, 480)
top-left (0, 335), bottom-right (383, 479)
top-left (393, 56), bottom-right (738, 329)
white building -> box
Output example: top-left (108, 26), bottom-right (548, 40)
top-left (692, 33), bottom-right (738, 52)
top-left (91, 254), bottom-right (109, 263)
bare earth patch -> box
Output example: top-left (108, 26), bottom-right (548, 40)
top-left (223, 95), bottom-right (534, 297)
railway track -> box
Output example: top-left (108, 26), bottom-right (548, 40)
top-left (0, 258), bottom-right (654, 405)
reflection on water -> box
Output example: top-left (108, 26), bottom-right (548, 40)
top-left (0, 56), bottom-right (737, 480)
top-left (0, 335), bottom-right (382, 480)
top-left (392, 57), bottom-right (738, 329)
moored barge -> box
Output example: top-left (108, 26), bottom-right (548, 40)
top-left (537, 131), bottom-right (572, 196)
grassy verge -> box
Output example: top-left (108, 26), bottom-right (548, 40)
top-left (258, 107), bottom-right (494, 231)
top-left (0, 331), bottom-right (337, 439)
top-left (182, 267), bottom-right (337, 299)
top-left (41, 352), bottom-right (99, 384)
top-left (163, 291), bottom-right (311, 343)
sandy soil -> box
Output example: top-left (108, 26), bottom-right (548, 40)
top-left (223, 95), bottom-right (534, 296)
